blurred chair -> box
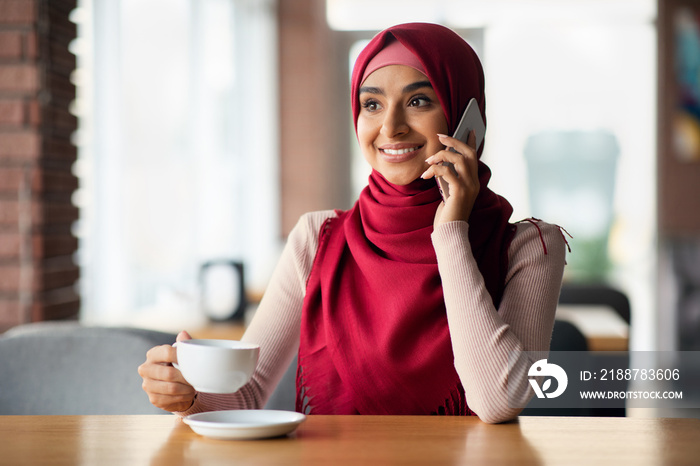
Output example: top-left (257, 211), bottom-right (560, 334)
top-left (0, 322), bottom-right (177, 415)
top-left (561, 283), bottom-right (630, 417)
top-left (523, 283), bottom-right (631, 417)
top-left (550, 319), bottom-right (589, 352)
top-left (264, 355), bottom-right (297, 411)
top-left (558, 282), bottom-right (631, 325)
top-left (521, 320), bottom-right (595, 417)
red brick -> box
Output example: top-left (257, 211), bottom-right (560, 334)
top-left (42, 201), bottom-right (78, 225)
top-left (45, 136), bottom-right (76, 160)
top-left (0, 0), bottom-right (36, 24)
top-left (48, 0), bottom-right (76, 17)
top-left (0, 264), bottom-right (21, 291)
top-left (41, 286), bottom-right (79, 305)
top-left (34, 285), bottom-right (79, 320)
top-left (47, 43), bottom-right (76, 75)
top-left (27, 98), bottom-right (40, 125)
top-left (0, 167), bottom-right (25, 192)
top-left (0, 298), bottom-right (23, 330)
top-left (0, 131), bottom-right (41, 159)
top-left (24, 30), bottom-right (37, 59)
top-left (33, 297), bottom-right (79, 321)
top-left (40, 265), bottom-right (79, 290)
top-left (0, 257), bottom-right (78, 293)
top-left (0, 31), bottom-right (22, 58)
top-left (0, 199), bottom-right (19, 224)
top-left (0, 232), bottom-right (21, 258)
top-left (0, 99), bottom-right (24, 126)
top-left (0, 199), bottom-right (44, 226)
top-left (0, 64), bottom-right (39, 92)
top-left (45, 69), bottom-right (76, 101)
top-left (34, 170), bottom-right (78, 193)
top-left (32, 234), bottom-right (78, 258)
top-left (46, 104), bottom-right (77, 131)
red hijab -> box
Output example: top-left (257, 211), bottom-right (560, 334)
top-left (296, 23), bottom-right (515, 415)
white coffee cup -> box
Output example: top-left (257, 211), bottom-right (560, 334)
top-left (173, 339), bottom-right (260, 394)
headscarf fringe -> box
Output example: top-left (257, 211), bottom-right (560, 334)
top-left (431, 384), bottom-right (476, 416)
top-left (517, 217), bottom-right (573, 255)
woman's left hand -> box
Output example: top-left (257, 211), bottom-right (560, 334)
top-left (421, 130), bottom-right (480, 228)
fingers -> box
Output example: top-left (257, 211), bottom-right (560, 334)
top-left (423, 131), bottom-right (481, 226)
top-left (438, 130), bottom-right (477, 155)
top-left (421, 131), bottom-right (477, 182)
top-left (141, 345), bottom-right (190, 384)
top-left (422, 160), bottom-right (457, 183)
top-left (142, 377), bottom-right (196, 412)
top-left (142, 372), bottom-right (195, 397)
top-left (139, 341), bottom-right (196, 412)
top-left (138, 365), bottom-right (194, 412)
top-left (139, 357), bottom-right (183, 382)
top-left (435, 132), bottom-right (477, 168)
top-left (146, 343), bottom-right (178, 365)
top-left (176, 330), bottom-right (192, 342)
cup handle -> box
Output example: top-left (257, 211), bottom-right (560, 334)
top-left (171, 341), bottom-right (180, 371)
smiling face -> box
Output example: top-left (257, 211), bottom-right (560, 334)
top-left (356, 65), bottom-right (449, 186)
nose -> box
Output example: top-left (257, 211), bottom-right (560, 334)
top-left (380, 105), bottom-right (409, 138)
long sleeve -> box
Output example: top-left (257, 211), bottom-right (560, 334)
top-left (177, 213), bottom-right (565, 422)
top-left (176, 211), bottom-right (336, 416)
top-left (432, 220), bottom-right (566, 423)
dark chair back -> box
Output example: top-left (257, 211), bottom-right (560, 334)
top-left (523, 283), bottom-right (631, 417)
top-left (550, 319), bottom-right (589, 352)
top-left (558, 283), bottom-right (631, 325)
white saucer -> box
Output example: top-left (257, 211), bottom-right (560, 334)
top-left (183, 409), bottom-right (307, 440)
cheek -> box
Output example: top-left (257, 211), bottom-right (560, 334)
top-left (356, 118), bottom-right (375, 148)
top-left (423, 115), bottom-right (449, 150)
top-left (434, 113), bottom-right (449, 135)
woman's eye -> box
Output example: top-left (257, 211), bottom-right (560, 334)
top-left (361, 99), bottom-right (380, 112)
top-left (409, 96), bottom-right (431, 107)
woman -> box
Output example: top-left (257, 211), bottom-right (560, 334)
top-left (139, 22), bottom-right (566, 423)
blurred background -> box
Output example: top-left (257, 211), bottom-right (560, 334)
top-left (2, 0), bottom-right (700, 357)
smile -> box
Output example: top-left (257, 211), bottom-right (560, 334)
top-left (378, 145), bottom-right (424, 163)
top-left (382, 147), bottom-right (419, 155)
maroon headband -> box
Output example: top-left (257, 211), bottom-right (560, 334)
top-left (360, 37), bottom-right (427, 84)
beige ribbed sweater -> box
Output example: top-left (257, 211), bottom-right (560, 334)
top-left (179, 211), bottom-right (566, 423)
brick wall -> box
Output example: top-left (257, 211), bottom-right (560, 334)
top-left (278, 0), bottom-right (352, 235)
top-left (0, 0), bottom-right (79, 331)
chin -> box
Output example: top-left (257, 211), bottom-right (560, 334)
top-left (379, 168), bottom-right (422, 186)
top-left (383, 174), bottom-right (415, 186)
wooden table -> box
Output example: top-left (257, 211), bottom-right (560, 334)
top-left (0, 415), bottom-right (698, 465)
top-left (190, 322), bottom-right (246, 341)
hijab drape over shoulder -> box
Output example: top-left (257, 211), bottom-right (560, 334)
top-left (297, 23), bottom-right (515, 415)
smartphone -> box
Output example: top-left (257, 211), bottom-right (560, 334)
top-left (436, 98), bottom-right (486, 201)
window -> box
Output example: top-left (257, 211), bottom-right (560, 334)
top-left (72, 0), bottom-right (279, 326)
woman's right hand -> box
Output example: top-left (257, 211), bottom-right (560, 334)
top-left (138, 330), bottom-right (196, 412)
top-left (421, 131), bottom-right (480, 228)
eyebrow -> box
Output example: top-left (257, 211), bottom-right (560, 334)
top-left (359, 80), bottom-right (433, 96)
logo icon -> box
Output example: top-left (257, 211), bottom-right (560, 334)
top-left (528, 359), bottom-right (568, 399)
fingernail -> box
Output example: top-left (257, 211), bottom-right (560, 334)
top-left (426, 156), bottom-right (435, 163)
top-left (420, 168), bottom-right (430, 179)
top-left (437, 133), bottom-right (449, 138)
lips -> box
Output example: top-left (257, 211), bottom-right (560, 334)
top-left (379, 144), bottom-right (423, 162)
top-left (383, 147), bottom-right (418, 155)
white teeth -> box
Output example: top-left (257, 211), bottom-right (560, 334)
top-left (383, 147), bottom-right (418, 155)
